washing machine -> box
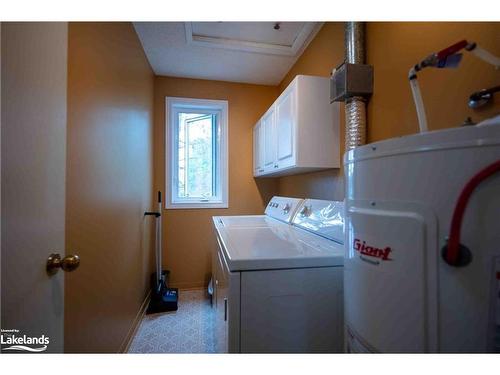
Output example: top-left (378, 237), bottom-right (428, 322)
top-left (211, 197), bottom-right (345, 353)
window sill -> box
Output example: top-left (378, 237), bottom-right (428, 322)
top-left (165, 202), bottom-right (229, 210)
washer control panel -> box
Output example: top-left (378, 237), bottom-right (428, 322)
top-left (264, 196), bottom-right (304, 223)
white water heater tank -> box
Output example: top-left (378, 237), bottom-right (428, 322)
top-left (344, 116), bottom-right (500, 353)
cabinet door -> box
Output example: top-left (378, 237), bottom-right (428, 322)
top-left (253, 121), bottom-right (264, 175)
top-left (275, 86), bottom-right (296, 168)
top-left (262, 107), bottom-right (276, 171)
top-left (214, 239), bottom-right (229, 353)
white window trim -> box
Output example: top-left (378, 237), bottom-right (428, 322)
top-left (165, 97), bottom-right (229, 209)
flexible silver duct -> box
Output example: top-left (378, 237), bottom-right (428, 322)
top-left (345, 99), bottom-right (367, 148)
top-left (344, 22), bottom-right (367, 150)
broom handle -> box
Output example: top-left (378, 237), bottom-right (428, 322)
top-left (157, 191), bottom-right (162, 289)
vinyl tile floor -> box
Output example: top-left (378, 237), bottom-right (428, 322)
top-left (128, 288), bottom-right (215, 353)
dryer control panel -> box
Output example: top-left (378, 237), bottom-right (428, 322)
top-left (292, 199), bottom-right (344, 244)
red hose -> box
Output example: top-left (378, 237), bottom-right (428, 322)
top-left (436, 40), bottom-right (468, 60)
top-left (446, 159), bottom-right (500, 265)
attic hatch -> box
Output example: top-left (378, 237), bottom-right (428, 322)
top-left (185, 22), bottom-right (321, 56)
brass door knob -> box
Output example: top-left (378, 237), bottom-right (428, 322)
top-left (46, 253), bottom-right (80, 275)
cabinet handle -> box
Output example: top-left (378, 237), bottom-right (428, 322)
top-left (224, 297), bottom-right (228, 321)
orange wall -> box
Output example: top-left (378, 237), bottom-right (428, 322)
top-left (66, 22), bottom-right (155, 353)
top-left (154, 76), bottom-right (279, 289)
top-left (367, 22), bottom-right (499, 140)
top-left (278, 22), bottom-right (500, 200)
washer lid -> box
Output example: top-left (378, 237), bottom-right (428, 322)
top-left (214, 215), bottom-right (270, 228)
top-left (216, 221), bottom-right (344, 271)
top-left (212, 197), bottom-right (303, 229)
top-left (292, 199), bottom-right (344, 244)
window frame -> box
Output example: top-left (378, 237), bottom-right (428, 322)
top-left (165, 97), bottom-right (229, 209)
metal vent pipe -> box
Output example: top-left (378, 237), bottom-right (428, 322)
top-left (344, 22), bottom-right (367, 150)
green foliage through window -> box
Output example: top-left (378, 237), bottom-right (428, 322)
top-left (177, 112), bottom-right (216, 199)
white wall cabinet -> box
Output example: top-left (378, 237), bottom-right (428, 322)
top-left (253, 75), bottom-right (340, 177)
top-left (253, 121), bottom-right (263, 174)
top-left (253, 107), bottom-right (276, 175)
top-left (262, 107), bottom-right (276, 170)
top-left (275, 87), bottom-right (295, 170)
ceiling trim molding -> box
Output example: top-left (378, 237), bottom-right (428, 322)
top-left (184, 22), bottom-right (323, 57)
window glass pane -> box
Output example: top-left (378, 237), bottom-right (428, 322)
top-left (177, 112), bottom-right (215, 199)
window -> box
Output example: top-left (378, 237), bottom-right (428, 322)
top-left (166, 97), bottom-right (228, 209)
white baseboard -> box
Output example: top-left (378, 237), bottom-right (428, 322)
top-left (119, 290), bottom-right (151, 353)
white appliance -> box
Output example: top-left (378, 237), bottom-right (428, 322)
top-left (344, 116), bottom-right (500, 353)
top-left (212, 196), bottom-right (345, 353)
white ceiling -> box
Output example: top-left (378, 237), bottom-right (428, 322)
top-left (133, 22), bottom-right (322, 85)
